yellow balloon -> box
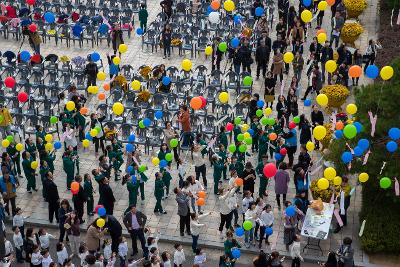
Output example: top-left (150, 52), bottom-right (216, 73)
top-left (316, 94), bottom-right (328, 107)
top-left (87, 86), bottom-right (94, 94)
top-left (96, 218), bottom-right (105, 228)
top-left (31, 161), bottom-right (38, 169)
top-left (218, 92), bottom-right (229, 103)
top-left (112, 102), bottom-right (124, 115)
top-left (205, 46), bottom-right (213, 56)
top-left (317, 33), bottom-right (327, 44)
top-left (91, 86), bottom-right (99, 94)
top-left (317, 178), bottom-right (329, 190)
top-left (325, 60), bottom-right (337, 73)
top-left (264, 107), bottom-right (272, 115)
top-left (333, 176), bottom-right (342, 186)
top-left (1, 139), bottom-right (10, 148)
top-left (152, 157), bottom-right (160, 166)
top-left (97, 71), bottom-right (106, 81)
top-left (181, 59), bottom-right (192, 71)
top-left (243, 132), bottom-right (250, 139)
top-left (66, 101), bottom-right (75, 111)
top-left (346, 103), bottom-right (357, 115)
top-left (131, 80), bottom-right (141, 91)
top-left (119, 44), bottom-right (128, 53)
top-left (306, 141), bottom-right (315, 152)
top-left (45, 134), bottom-right (53, 143)
top-left (313, 125), bottom-right (327, 140)
top-left (224, 0), bottom-right (235, 12)
top-left (318, 1), bottom-right (327, 11)
top-left (359, 172), bottom-right (369, 183)
top-left (301, 10), bottom-right (312, 23)
top-left (324, 167), bottom-right (336, 180)
top-left (380, 66), bottom-right (394, 80)
top-left (82, 139), bottom-right (90, 148)
top-left (16, 143), bottom-right (24, 151)
top-left (112, 56), bottom-right (121, 65)
top-left (45, 143), bottom-right (53, 151)
top-left (283, 52), bottom-right (294, 63)
top-left (90, 129), bottom-right (98, 137)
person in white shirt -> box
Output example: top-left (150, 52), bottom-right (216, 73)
top-left (173, 243), bottom-right (185, 267)
top-left (218, 187), bottom-right (237, 238)
top-left (38, 228), bottom-right (56, 250)
top-left (187, 176), bottom-right (204, 214)
top-left (258, 204), bottom-right (274, 248)
top-left (118, 237), bottom-right (128, 267)
top-left (107, 253), bottom-right (116, 267)
top-left (64, 257), bottom-right (76, 267)
top-left (103, 239), bottom-right (113, 262)
top-left (161, 251), bottom-right (172, 267)
top-left (56, 242), bottom-right (69, 265)
top-left (177, 158), bottom-right (186, 188)
top-left (147, 231), bottom-right (160, 253)
top-left (31, 245), bottom-right (43, 266)
top-left (41, 250), bottom-right (53, 267)
top-left (79, 244), bottom-right (89, 266)
top-left (12, 208), bottom-right (28, 238)
top-left (254, 198), bottom-right (265, 242)
top-left (242, 191), bottom-right (254, 221)
top-left (4, 237), bottom-right (13, 256)
top-left (62, 124), bottom-right (78, 149)
top-left (190, 212), bottom-right (212, 253)
top-left (244, 202), bottom-right (257, 248)
top-left (290, 234), bottom-right (304, 266)
top-left (127, 257), bottom-right (145, 267)
top-left (192, 143), bottom-right (208, 189)
top-left (193, 248), bottom-right (207, 267)
top-left (12, 226), bottom-right (24, 263)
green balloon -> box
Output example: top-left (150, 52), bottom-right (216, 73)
top-left (239, 144), bottom-right (247, 153)
top-left (170, 138), bottom-right (179, 148)
top-left (165, 153), bottom-right (173, 161)
top-left (218, 42), bottom-right (228, 52)
top-left (243, 220), bottom-right (253, 231)
top-left (138, 164), bottom-right (146, 173)
top-left (380, 177), bottom-right (391, 189)
top-left (343, 124), bottom-right (357, 139)
top-left (234, 117), bottom-right (241, 125)
top-left (293, 116), bottom-right (300, 124)
top-left (260, 117), bottom-right (268, 126)
top-left (237, 134), bottom-right (244, 142)
top-left (95, 126), bottom-right (102, 133)
top-left (267, 118), bottom-right (275, 126)
top-left (243, 76), bottom-right (253, 86)
top-left (228, 144), bottom-right (236, 153)
top-left (50, 116), bottom-right (58, 124)
top-left (256, 109), bottom-right (263, 117)
top-left (244, 137), bottom-right (252, 145)
top-left (139, 120), bottom-right (145, 128)
top-left (6, 135), bottom-right (13, 143)
top-left (0, 115), bottom-right (4, 123)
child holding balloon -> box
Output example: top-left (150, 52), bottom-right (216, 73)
top-left (212, 155), bottom-right (224, 195)
top-left (6, 141), bottom-right (22, 178)
top-left (22, 151), bottom-right (37, 193)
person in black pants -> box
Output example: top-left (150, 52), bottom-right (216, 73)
top-left (122, 205), bottom-right (149, 258)
top-left (161, 24), bottom-right (172, 59)
top-left (174, 187), bottom-right (191, 236)
top-left (98, 177), bottom-right (116, 215)
top-left (211, 37), bottom-right (223, 71)
top-left (44, 171), bottom-right (59, 223)
top-left (104, 214), bottom-right (123, 253)
top-left (72, 175), bottom-right (87, 224)
top-left (255, 40), bottom-right (269, 79)
top-left (85, 57), bottom-right (98, 88)
top-left (58, 199), bottom-right (73, 242)
top-left (90, 113), bottom-right (106, 156)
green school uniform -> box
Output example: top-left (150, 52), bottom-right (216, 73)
top-left (198, 139), bottom-right (208, 156)
top-left (157, 150), bottom-right (168, 161)
top-left (94, 173), bottom-right (105, 184)
top-left (75, 112), bottom-right (86, 141)
top-left (161, 168), bottom-right (172, 196)
top-left (256, 161), bottom-right (268, 198)
top-left (22, 158), bottom-right (36, 191)
top-left (217, 132), bottom-right (229, 148)
top-left (108, 150), bottom-right (123, 180)
top-left (84, 179), bottom-right (94, 214)
top-left (138, 8), bottom-right (148, 29)
top-left (217, 150), bottom-right (227, 180)
top-left (25, 143), bottom-right (37, 160)
top-left (258, 132), bottom-right (269, 161)
top-left (71, 150), bottom-right (80, 174)
top-left (35, 130), bottom-right (46, 143)
top-left (233, 126), bottom-right (242, 143)
top-left (213, 161), bottom-right (224, 194)
top-left (229, 161), bottom-right (244, 178)
top-left (45, 153), bottom-right (56, 173)
top-left (6, 144), bottom-right (21, 175)
top-left (63, 155), bottom-right (75, 189)
top-left (39, 165), bottom-right (50, 198)
top-left (139, 172), bottom-right (148, 201)
top-left (154, 178), bottom-right (165, 212)
top-left (127, 180), bottom-right (140, 206)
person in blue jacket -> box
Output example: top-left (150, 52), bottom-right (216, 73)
top-left (284, 127), bottom-right (297, 168)
top-left (0, 172), bottom-right (17, 216)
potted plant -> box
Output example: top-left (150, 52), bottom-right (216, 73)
top-left (344, 0), bottom-right (367, 18)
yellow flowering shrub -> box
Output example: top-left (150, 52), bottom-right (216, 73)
top-left (171, 38), bottom-right (182, 46)
top-left (344, 0), bottom-right (367, 18)
top-left (340, 22), bottom-right (364, 44)
top-left (139, 66), bottom-right (152, 80)
top-left (320, 84), bottom-right (350, 109)
top-left (310, 179), bottom-right (340, 202)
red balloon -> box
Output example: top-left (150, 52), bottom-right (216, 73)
top-left (95, 204), bottom-right (104, 213)
top-left (280, 148), bottom-right (287, 156)
top-left (26, 0), bottom-right (35, 5)
top-left (18, 92), bottom-right (28, 102)
top-left (226, 122), bottom-right (234, 131)
top-left (28, 24), bottom-right (37, 32)
top-left (263, 163), bottom-right (277, 178)
top-left (199, 96), bottom-right (207, 108)
top-left (288, 122), bottom-right (296, 129)
top-left (71, 189), bottom-right (79, 195)
top-left (4, 77), bottom-right (15, 88)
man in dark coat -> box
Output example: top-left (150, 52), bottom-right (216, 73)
top-left (212, 37), bottom-right (224, 72)
top-left (98, 177), bottom-right (116, 215)
top-left (44, 171), bottom-right (59, 223)
top-left (255, 40), bottom-right (269, 79)
top-left (104, 214), bottom-right (122, 253)
top-left (123, 205), bottom-right (148, 257)
top-left (238, 39), bottom-right (253, 73)
top-left (72, 175), bottom-right (87, 224)
top-left (85, 58), bottom-right (98, 88)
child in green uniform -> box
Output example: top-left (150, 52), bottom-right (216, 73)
top-left (107, 144), bottom-right (123, 181)
top-left (35, 125), bottom-right (46, 144)
top-left (217, 126), bottom-right (229, 149)
top-left (22, 151), bottom-right (37, 193)
top-left (75, 111), bottom-right (86, 142)
top-left (250, 116), bottom-right (260, 153)
top-left (25, 138), bottom-right (37, 161)
top-left (6, 142), bottom-right (21, 177)
top-left (39, 160), bottom-right (50, 199)
top-left (124, 173), bottom-right (140, 207)
top-left (62, 150), bottom-right (75, 189)
top-left (217, 144), bottom-right (228, 180)
top-left (196, 133), bottom-right (208, 157)
top-left (92, 168), bottom-right (105, 184)
top-left (136, 165), bottom-right (148, 201)
top-left (138, 4), bottom-right (148, 32)
top-left (84, 173), bottom-right (95, 216)
top-left (257, 130), bottom-right (269, 161)
top-left (160, 166), bottom-right (172, 198)
top-left (256, 155), bottom-right (269, 198)
top-left (66, 146), bottom-right (80, 175)
top-left (158, 143), bottom-right (171, 166)
top-left (154, 172), bottom-right (167, 214)
top-left (42, 151), bottom-right (56, 173)
top-left (228, 156), bottom-right (244, 178)
top-left (233, 124), bottom-right (242, 143)
top-left (212, 155), bottom-right (224, 195)
top-left (36, 137), bottom-right (46, 161)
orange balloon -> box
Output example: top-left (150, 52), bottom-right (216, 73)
top-left (269, 133), bottom-right (277, 141)
top-left (326, 0), bottom-right (335, 6)
top-left (98, 93), bottom-right (106, 100)
top-left (316, 29), bottom-right (326, 36)
top-left (198, 191), bottom-right (206, 198)
top-left (196, 198), bottom-right (205, 206)
top-left (71, 181), bottom-right (79, 191)
top-left (190, 97), bottom-right (202, 110)
top-left (348, 65), bottom-right (362, 78)
top-left (336, 121), bottom-right (344, 130)
top-left (235, 178), bottom-right (244, 187)
top-left (210, 0), bottom-right (220, 10)
top-left (103, 83), bottom-right (110, 91)
top-left (80, 107), bottom-right (88, 115)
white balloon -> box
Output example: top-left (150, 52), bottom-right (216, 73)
top-left (209, 12), bottom-right (220, 24)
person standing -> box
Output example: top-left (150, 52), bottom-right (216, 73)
top-left (238, 38), bottom-right (253, 73)
top-left (83, 173), bottom-right (94, 216)
top-left (177, 105), bottom-right (191, 147)
top-left (337, 237), bottom-right (354, 267)
top-left (320, 41), bottom-right (334, 83)
top-left (90, 113), bottom-right (106, 156)
top-left (63, 151), bottom-right (75, 190)
top-left (212, 37), bottom-right (223, 71)
top-left (364, 39), bottom-right (382, 71)
top-left (274, 162), bottom-right (290, 210)
top-left (272, 50), bottom-right (284, 82)
top-left (22, 151), bottom-right (37, 193)
top-left (138, 4), bottom-right (149, 33)
top-left (58, 199), bottom-right (72, 242)
top-left (160, 0), bottom-right (173, 19)
top-left (292, 52), bottom-right (304, 82)
top-left (218, 187), bottom-right (236, 237)
top-left (311, 105), bottom-right (324, 149)
top-left (98, 177), bottom-right (116, 215)
top-left (242, 162), bottom-right (256, 196)
top-left (0, 172), bottom-right (17, 216)
top-left (255, 40), bottom-right (269, 79)
top-left (65, 210), bottom-right (81, 255)
top-left (85, 220), bottom-right (105, 254)
top-left (298, 115), bottom-right (312, 145)
top-left (111, 24), bottom-right (124, 55)
top-left (192, 143), bottom-right (207, 189)
top-left (44, 171), bottom-right (59, 223)
top-left (264, 72), bottom-right (276, 108)
top-left (174, 187), bottom-right (191, 236)
top-left (6, 142), bottom-right (21, 178)
top-left (289, 235), bottom-right (304, 266)
top-left (122, 205), bottom-right (148, 258)
top-left (72, 175), bottom-right (86, 223)
top-left (85, 57), bottom-right (98, 88)
top-left (104, 214), bottom-right (123, 253)
top-left (154, 172), bottom-right (167, 214)
top-left (223, 231), bottom-right (241, 267)
top-left (334, 177), bottom-right (351, 233)
top-left (256, 155), bottom-right (269, 198)
top-left (27, 28), bottom-right (42, 54)
top-left (190, 212), bottom-right (211, 253)
top-left (161, 24), bottom-right (172, 59)
top-left (0, 104), bottom-right (12, 139)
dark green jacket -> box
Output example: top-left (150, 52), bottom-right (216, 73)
top-left (139, 9), bottom-right (148, 22)
top-left (62, 156), bottom-right (74, 175)
top-left (154, 178), bottom-right (165, 198)
top-left (84, 180), bottom-right (94, 197)
top-left (22, 158), bottom-right (35, 178)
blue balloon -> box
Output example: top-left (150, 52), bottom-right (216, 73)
top-left (303, 0), bottom-right (312, 6)
top-left (353, 146), bottom-right (363, 157)
top-left (341, 151), bottom-right (353, 164)
top-left (304, 99), bottom-right (312, 107)
top-left (230, 37), bottom-right (240, 48)
top-left (334, 130), bottom-right (343, 138)
top-left (132, 175), bottom-right (137, 183)
top-left (143, 118), bottom-right (151, 127)
top-left (234, 14), bottom-right (242, 24)
top-left (386, 141), bottom-right (398, 153)
top-left (365, 65), bottom-right (379, 79)
top-left (231, 248), bottom-right (241, 259)
top-left (54, 141), bottom-right (62, 150)
top-left (265, 227), bottom-right (273, 236)
top-left (358, 139), bottom-right (370, 151)
top-left (235, 227), bottom-right (244, 237)
top-left (44, 12), bottom-right (55, 23)
top-left (159, 159), bottom-right (168, 168)
top-left (256, 100), bottom-right (264, 108)
top-left (20, 50), bottom-right (31, 62)
top-left (136, 27), bottom-right (144, 35)
top-left (85, 133), bottom-right (93, 141)
top-left (72, 24), bottom-right (83, 37)
top-left (126, 143), bottom-right (134, 152)
top-left (98, 24), bottom-right (109, 34)
top-left (274, 153), bottom-right (282, 161)
top-left (247, 129), bottom-right (254, 136)
top-left (128, 134), bottom-right (136, 142)
top-left (389, 127), bottom-right (400, 140)
top-left (285, 206), bottom-right (296, 217)
top-left (155, 110), bottom-right (163, 119)
top-left (97, 207), bottom-right (106, 216)
top-left (353, 122), bottom-right (363, 133)
top-left (91, 52), bottom-right (100, 62)
top-left (207, 6), bottom-right (214, 15)
top-left (127, 165), bottom-right (133, 173)
top-left (255, 7), bottom-right (264, 17)
top-left (162, 76), bottom-right (171, 85)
